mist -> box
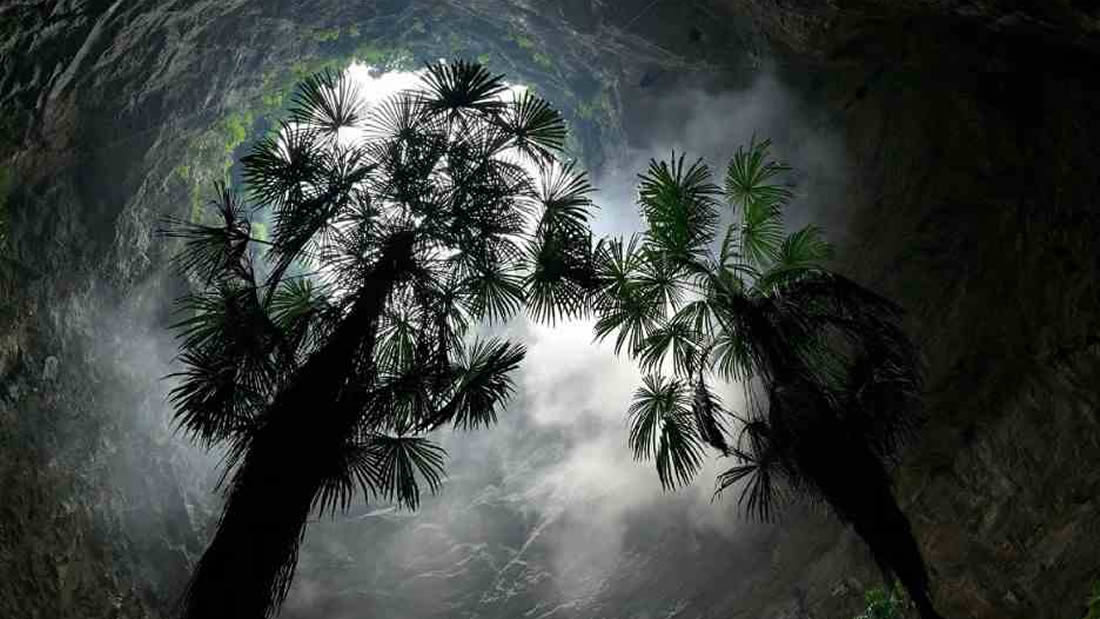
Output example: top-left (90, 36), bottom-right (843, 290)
top-left (12, 62), bottom-right (845, 619)
top-left (273, 66), bottom-right (846, 618)
top-left (54, 64), bottom-right (844, 618)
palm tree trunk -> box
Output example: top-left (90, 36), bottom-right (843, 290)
top-left (179, 234), bottom-right (415, 619)
top-left (795, 420), bottom-right (943, 619)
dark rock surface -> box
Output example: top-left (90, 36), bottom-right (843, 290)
top-left (1, 1), bottom-right (1098, 618)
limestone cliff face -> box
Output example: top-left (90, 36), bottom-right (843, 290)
top-left (1, 1), bottom-right (1098, 618)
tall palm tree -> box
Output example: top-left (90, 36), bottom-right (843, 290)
top-left (591, 140), bottom-right (942, 619)
top-left (165, 61), bottom-right (594, 619)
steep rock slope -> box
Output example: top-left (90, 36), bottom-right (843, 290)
top-left (1, 1), bottom-right (1098, 618)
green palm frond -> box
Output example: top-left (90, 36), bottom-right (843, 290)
top-left (739, 192), bottom-right (785, 269)
top-left (241, 120), bottom-right (324, 210)
top-left (464, 256), bottom-right (525, 323)
top-left (162, 183), bottom-right (255, 282)
top-left (753, 224), bottom-right (834, 292)
top-left (628, 375), bottom-right (704, 490)
top-left (420, 60), bottom-right (507, 117)
top-left (169, 345), bottom-right (261, 449)
top-left (714, 459), bottom-right (782, 522)
top-left (593, 282), bottom-right (661, 355)
top-left (525, 222), bottom-right (593, 324)
top-left (780, 224), bottom-right (833, 266)
top-left (500, 89), bottom-right (567, 164)
top-left (592, 235), bottom-right (643, 311)
top-left (670, 299), bottom-right (717, 337)
top-left (691, 375), bottom-right (729, 452)
top-left (425, 338), bottom-right (526, 431)
top-left (638, 153), bottom-right (720, 258)
top-left (724, 137), bottom-right (793, 211)
top-left (637, 321), bottom-right (699, 377)
top-left (714, 419), bottom-right (786, 521)
top-left (535, 160), bottom-right (594, 234)
top-left (364, 434), bottom-right (446, 510)
top-left (726, 138), bottom-right (791, 269)
top-left (364, 92), bottom-right (437, 142)
top-left (313, 437), bottom-right (380, 517)
top-left (269, 277), bottom-right (331, 356)
top-left (635, 248), bottom-right (687, 313)
top-left (289, 68), bottom-right (366, 137)
top-left (168, 284), bottom-right (286, 447)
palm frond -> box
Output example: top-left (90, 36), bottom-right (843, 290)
top-left (162, 183), bottom-right (254, 282)
top-left (724, 137), bottom-right (793, 212)
top-left (364, 434), bottom-right (447, 510)
top-left (464, 257), bottom-right (526, 323)
top-left (637, 321), bottom-right (699, 377)
top-left (289, 68), bottom-right (366, 138)
top-left (241, 120), bottom-right (324, 210)
top-left (524, 222), bottom-right (593, 324)
top-left (500, 89), bottom-right (567, 164)
top-left (420, 60), bottom-right (507, 117)
top-left (691, 375), bottom-right (729, 452)
top-left (638, 153), bottom-right (720, 258)
top-left (593, 282), bottom-right (661, 355)
top-left (424, 338), bottom-right (526, 431)
top-left (627, 375), bottom-right (704, 490)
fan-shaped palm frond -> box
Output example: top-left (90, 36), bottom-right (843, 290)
top-left (500, 89), bottom-right (567, 164)
top-left (171, 62), bottom-right (597, 619)
top-left (596, 137), bottom-right (938, 618)
top-left (420, 60), bottom-right (508, 117)
top-left (422, 338), bottom-right (526, 431)
top-left (464, 256), bottom-right (525, 323)
top-left (289, 68), bottom-right (366, 137)
top-left (691, 375), bottom-right (729, 452)
top-left (525, 225), bottom-right (593, 323)
top-left (241, 120), bottom-right (324, 210)
top-left (627, 375), bottom-right (704, 490)
top-left (724, 137), bottom-right (793, 211)
top-left (637, 321), bottom-right (698, 377)
top-left (638, 153), bottom-right (720, 258)
top-left (162, 183), bottom-right (255, 282)
top-left (365, 434), bottom-right (446, 510)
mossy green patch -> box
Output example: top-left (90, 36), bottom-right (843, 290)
top-left (312, 26), bottom-right (341, 43)
top-left (1084, 581), bottom-right (1100, 619)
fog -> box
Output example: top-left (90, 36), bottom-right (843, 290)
top-left (272, 63), bottom-right (847, 617)
top-left (35, 61), bottom-right (847, 618)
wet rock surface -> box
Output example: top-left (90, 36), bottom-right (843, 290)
top-left (1, 1), bottom-right (1098, 618)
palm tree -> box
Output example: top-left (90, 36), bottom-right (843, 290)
top-left (591, 140), bottom-right (942, 619)
top-left (165, 61), bottom-right (594, 619)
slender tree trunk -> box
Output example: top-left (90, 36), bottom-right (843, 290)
top-left (179, 235), bottom-right (414, 619)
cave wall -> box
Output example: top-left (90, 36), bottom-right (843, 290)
top-left (2, 1), bottom-right (1098, 618)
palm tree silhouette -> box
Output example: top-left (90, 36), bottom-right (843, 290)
top-left (165, 61), bottom-right (595, 619)
top-left (592, 140), bottom-right (942, 619)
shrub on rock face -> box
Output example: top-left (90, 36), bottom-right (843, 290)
top-left (855, 584), bottom-right (907, 619)
top-left (166, 61), bottom-right (594, 619)
top-left (1085, 581), bottom-right (1100, 619)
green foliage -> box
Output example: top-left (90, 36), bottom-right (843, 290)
top-left (311, 26), bottom-right (341, 43)
top-left (576, 90), bottom-right (613, 120)
top-left (593, 139), bottom-right (938, 617)
top-left (855, 585), bottom-right (907, 619)
top-left (1084, 580), bottom-right (1100, 619)
top-left (169, 61), bottom-right (594, 619)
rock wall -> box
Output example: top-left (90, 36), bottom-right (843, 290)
top-left (1, 1), bottom-right (1098, 618)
